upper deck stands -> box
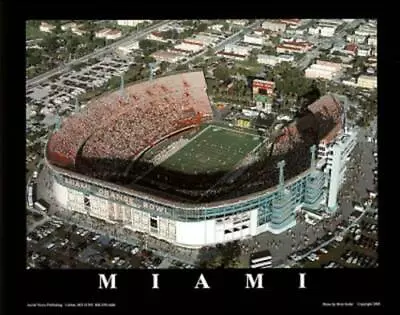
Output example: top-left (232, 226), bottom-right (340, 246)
top-left (47, 71), bottom-right (212, 168)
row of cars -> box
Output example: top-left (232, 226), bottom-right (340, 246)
top-left (27, 220), bottom-right (63, 242)
top-left (169, 260), bottom-right (196, 269)
top-left (109, 239), bottom-right (140, 255)
top-left (324, 261), bottom-right (343, 268)
top-left (341, 249), bottom-right (377, 268)
top-left (305, 247), bottom-right (329, 262)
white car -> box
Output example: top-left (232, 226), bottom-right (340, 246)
top-left (92, 235), bottom-right (100, 241)
top-left (131, 247), bottom-right (140, 255)
top-left (320, 248), bottom-right (328, 254)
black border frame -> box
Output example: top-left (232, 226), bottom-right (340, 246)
top-left (1, 3), bottom-right (394, 314)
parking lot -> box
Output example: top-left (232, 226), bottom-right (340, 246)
top-left (27, 53), bottom-right (135, 125)
top-left (26, 209), bottom-right (198, 270)
top-left (26, 217), bottom-right (166, 269)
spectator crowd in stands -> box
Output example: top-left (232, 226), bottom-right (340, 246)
top-left (47, 72), bottom-right (213, 180)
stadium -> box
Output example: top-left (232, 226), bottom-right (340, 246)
top-left (45, 71), bottom-right (347, 248)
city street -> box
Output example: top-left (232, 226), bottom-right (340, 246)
top-left (296, 19), bottom-right (363, 71)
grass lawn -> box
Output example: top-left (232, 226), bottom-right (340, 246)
top-left (148, 124), bottom-right (264, 176)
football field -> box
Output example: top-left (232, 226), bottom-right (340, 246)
top-left (149, 124), bottom-right (264, 175)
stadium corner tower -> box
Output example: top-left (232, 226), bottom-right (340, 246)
top-left (45, 71), bottom-right (345, 248)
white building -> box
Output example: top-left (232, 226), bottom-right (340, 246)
top-left (357, 45), bottom-right (372, 57)
top-left (357, 75), bottom-right (377, 89)
top-left (257, 54), bottom-right (294, 66)
top-left (228, 19), bottom-right (248, 27)
top-left (308, 27), bottom-right (319, 35)
top-left (71, 27), bottom-right (86, 36)
top-left (305, 61), bottom-right (342, 80)
top-left (279, 19), bottom-right (301, 28)
top-left (146, 32), bottom-right (168, 43)
top-left (243, 34), bottom-right (264, 46)
top-left (61, 22), bottom-right (77, 31)
top-left (193, 34), bottom-right (220, 47)
top-left (368, 36), bottom-right (377, 47)
top-left (105, 30), bottom-right (122, 40)
top-left (39, 22), bottom-right (56, 33)
top-left (319, 26), bottom-right (336, 37)
top-left (146, 32), bottom-right (168, 42)
top-left (355, 25), bottom-right (377, 37)
top-left (305, 65), bottom-right (337, 80)
top-left (309, 20), bottom-right (341, 38)
top-left (224, 44), bottom-right (252, 56)
top-left (210, 24), bottom-right (224, 31)
top-left (117, 20), bottom-right (146, 27)
top-left (257, 54), bottom-right (279, 66)
top-left (342, 78), bottom-right (357, 87)
top-left (262, 20), bottom-right (286, 32)
top-left (95, 29), bottom-right (122, 40)
top-left (278, 54), bottom-right (295, 63)
top-left (346, 34), bottom-right (366, 45)
top-left (118, 41), bottom-right (140, 55)
top-left (325, 129), bottom-right (358, 211)
top-left (277, 41), bottom-right (313, 54)
top-left (174, 40), bottom-right (204, 53)
top-left (254, 28), bottom-right (265, 36)
top-left (151, 50), bottom-right (185, 63)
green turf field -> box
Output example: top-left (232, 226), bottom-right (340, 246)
top-left (150, 124), bottom-right (264, 175)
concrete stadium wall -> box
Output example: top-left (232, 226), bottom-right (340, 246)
top-left (53, 180), bottom-right (69, 208)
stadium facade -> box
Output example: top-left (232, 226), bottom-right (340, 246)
top-left (44, 71), bottom-right (357, 248)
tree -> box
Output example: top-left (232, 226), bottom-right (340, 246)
top-left (206, 49), bottom-right (214, 56)
top-left (70, 62), bottom-right (85, 71)
top-left (65, 33), bottom-right (81, 56)
top-left (139, 39), bottom-right (160, 52)
top-left (214, 65), bottom-right (230, 82)
top-left (159, 61), bottom-right (169, 72)
top-left (134, 55), bottom-right (144, 64)
top-left (248, 49), bottom-right (259, 65)
top-left (262, 45), bottom-right (277, 55)
top-left (196, 23), bottom-right (208, 33)
top-left (330, 56), bottom-right (343, 63)
top-left (26, 48), bottom-right (43, 67)
top-left (353, 56), bottom-right (367, 72)
top-left (222, 22), bottom-right (230, 32)
top-left (270, 36), bottom-right (281, 46)
top-left (176, 63), bottom-right (189, 71)
top-left (160, 29), bottom-right (179, 40)
top-left (143, 55), bottom-right (156, 64)
top-left (182, 20), bottom-right (195, 27)
top-left (42, 35), bottom-right (59, 55)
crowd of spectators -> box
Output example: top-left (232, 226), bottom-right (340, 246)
top-left (47, 72), bottom-right (213, 180)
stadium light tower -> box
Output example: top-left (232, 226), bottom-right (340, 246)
top-left (120, 73), bottom-right (125, 97)
top-left (75, 97), bottom-right (80, 113)
top-left (149, 62), bottom-right (156, 81)
top-left (310, 144), bottom-right (316, 169)
top-left (55, 111), bottom-right (61, 131)
top-left (277, 160), bottom-right (286, 188)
